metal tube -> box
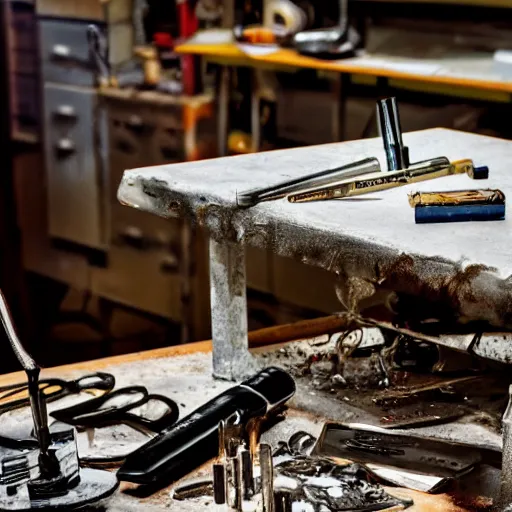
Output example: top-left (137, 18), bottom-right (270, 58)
top-left (377, 97), bottom-right (410, 171)
top-left (260, 443), bottom-right (274, 512)
top-left (500, 385), bottom-right (512, 507)
top-left (237, 157), bottom-right (381, 207)
top-left (240, 448), bottom-right (254, 499)
top-left (213, 463), bottom-right (227, 504)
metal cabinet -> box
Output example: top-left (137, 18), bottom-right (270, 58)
top-left (39, 19), bottom-right (103, 87)
top-left (92, 98), bottom-right (190, 321)
top-left (43, 84), bottom-right (105, 249)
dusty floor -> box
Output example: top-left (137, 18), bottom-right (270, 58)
top-left (0, 344), bottom-right (504, 511)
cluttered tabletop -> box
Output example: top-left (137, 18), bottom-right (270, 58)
top-left (0, 329), bottom-right (504, 512)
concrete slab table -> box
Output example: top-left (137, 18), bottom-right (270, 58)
top-left (118, 128), bottom-right (512, 380)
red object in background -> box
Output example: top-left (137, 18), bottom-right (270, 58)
top-left (154, 32), bottom-right (174, 49)
top-left (177, 0), bottom-right (199, 95)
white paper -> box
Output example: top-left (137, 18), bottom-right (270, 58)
top-left (353, 58), bottom-right (442, 76)
top-left (494, 49), bottom-right (512, 65)
top-left (236, 43), bottom-right (280, 57)
top-left (186, 29), bottom-right (234, 45)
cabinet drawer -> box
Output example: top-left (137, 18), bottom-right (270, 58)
top-left (40, 19), bottom-right (103, 86)
top-left (91, 246), bottom-right (183, 321)
top-left (44, 84), bottom-right (104, 248)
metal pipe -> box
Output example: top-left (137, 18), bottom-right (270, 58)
top-left (377, 97), bottom-right (410, 172)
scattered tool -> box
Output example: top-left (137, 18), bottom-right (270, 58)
top-left (0, 372), bottom-right (115, 415)
top-left (237, 157), bottom-right (381, 207)
top-left (409, 188), bottom-right (505, 224)
top-left (117, 367), bottom-right (295, 485)
top-left (51, 386), bottom-right (180, 434)
top-left (312, 422), bottom-right (501, 477)
top-left (287, 157), bottom-right (488, 203)
top-left (0, 290), bottom-right (118, 510)
top-left (293, 0), bottom-right (362, 58)
top-left (237, 97), bottom-right (489, 208)
top-left (377, 97), bottom-right (410, 172)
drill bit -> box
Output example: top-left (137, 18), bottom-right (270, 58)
top-left (213, 463), bottom-right (227, 504)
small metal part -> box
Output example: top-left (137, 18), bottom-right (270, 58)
top-left (213, 463), bottom-right (227, 504)
top-left (288, 432), bottom-right (316, 456)
top-left (240, 448), bottom-right (254, 499)
top-left (172, 478), bottom-right (213, 501)
top-left (377, 97), bottom-right (410, 172)
top-left (218, 420), bottom-right (226, 459)
top-left (501, 386), bottom-right (512, 507)
top-left (247, 416), bottom-right (264, 461)
top-left (274, 490), bottom-right (293, 512)
top-left (237, 157), bottom-right (381, 207)
top-left (232, 456), bottom-right (243, 511)
top-left (260, 443), bottom-right (274, 512)
top-left (409, 189), bottom-right (504, 207)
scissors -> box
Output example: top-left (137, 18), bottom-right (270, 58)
top-left (50, 386), bottom-right (180, 435)
top-left (0, 372), bottom-right (115, 415)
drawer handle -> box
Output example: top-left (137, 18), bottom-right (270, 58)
top-left (114, 139), bottom-right (137, 155)
top-left (55, 138), bottom-right (75, 156)
top-left (54, 105), bottom-right (76, 118)
top-left (160, 254), bottom-right (179, 274)
top-left (118, 226), bottom-right (147, 250)
top-left (124, 116), bottom-right (153, 135)
top-left (52, 44), bottom-right (71, 58)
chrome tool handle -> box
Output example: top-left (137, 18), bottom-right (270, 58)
top-left (377, 97), bottom-right (410, 172)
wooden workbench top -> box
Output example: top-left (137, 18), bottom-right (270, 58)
top-left (176, 29), bottom-right (512, 96)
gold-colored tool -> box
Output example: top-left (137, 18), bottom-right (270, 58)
top-left (288, 157), bottom-right (477, 203)
top-left (408, 189), bottom-right (505, 208)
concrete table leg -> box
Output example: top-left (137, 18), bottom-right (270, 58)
top-left (209, 239), bottom-right (259, 381)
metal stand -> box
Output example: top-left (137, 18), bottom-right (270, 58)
top-left (209, 239), bottom-right (258, 381)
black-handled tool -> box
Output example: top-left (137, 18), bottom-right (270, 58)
top-left (117, 367), bottom-right (296, 485)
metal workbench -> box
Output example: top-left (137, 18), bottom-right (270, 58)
top-left (118, 128), bottom-right (512, 381)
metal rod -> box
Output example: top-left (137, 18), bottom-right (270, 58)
top-left (377, 97), bottom-right (410, 172)
top-left (237, 157), bottom-right (381, 207)
top-left (240, 448), bottom-right (254, 499)
top-left (232, 456), bottom-right (243, 511)
top-left (213, 463), bottom-right (227, 504)
top-left (500, 385), bottom-right (512, 507)
top-left (260, 443), bottom-right (274, 512)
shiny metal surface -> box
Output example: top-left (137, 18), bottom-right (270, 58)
top-left (237, 157), bottom-right (381, 207)
top-left (377, 97), bottom-right (410, 171)
top-left (43, 83), bottom-right (104, 248)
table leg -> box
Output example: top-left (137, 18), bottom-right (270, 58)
top-left (251, 70), bottom-right (261, 153)
top-left (333, 73), bottom-right (350, 142)
top-left (218, 66), bottom-right (231, 157)
top-left (209, 239), bottom-right (259, 381)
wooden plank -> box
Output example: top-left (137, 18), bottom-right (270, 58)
top-left (0, 315), bottom-right (348, 385)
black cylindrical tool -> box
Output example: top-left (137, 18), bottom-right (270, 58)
top-left (117, 367), bottom-right (296, 485)
top-left (377, 97), bottom-right (410, 172)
